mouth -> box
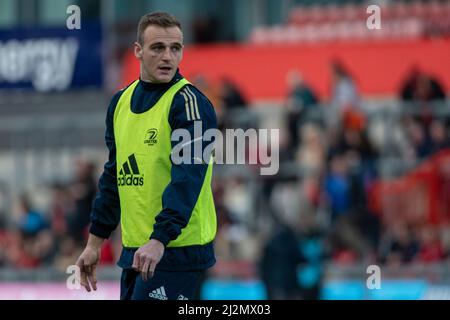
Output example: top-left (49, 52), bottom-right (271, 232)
top-left (158, 66), bottom-right (172, 73)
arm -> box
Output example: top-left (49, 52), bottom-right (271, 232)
top-left (76, 91), bottom-right (123, 291)
top-left (132, 85), bottom-right (217, 281)
top-left (89, 91), bottom-right (123, 239)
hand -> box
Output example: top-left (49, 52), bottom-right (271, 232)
top-left (75, 246), bottom-right (100, 292)
top-left (75, 234), bottom-right (103, 292)
top-left (132, 239), bottom-right (165, 281)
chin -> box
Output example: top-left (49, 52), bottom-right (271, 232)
top-left (155, 75), bottom-right (172, 83)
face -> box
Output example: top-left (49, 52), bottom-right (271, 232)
top-left (134, 25), bottom-right (183, 83)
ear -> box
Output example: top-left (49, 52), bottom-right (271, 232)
top-left (179, 44), bottom-right (184, 61)
top-left (134, 42), bottom-right (143, 59)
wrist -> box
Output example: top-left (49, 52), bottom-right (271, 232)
top-left (149, 238), bottom-right (164, 248)
top-left (150, 229), bottom-right (170, 247)
top-left (86, 234), bottom-right (105, 250)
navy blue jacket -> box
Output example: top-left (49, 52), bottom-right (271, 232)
top-left (89, 71), bottom-right (217, 271)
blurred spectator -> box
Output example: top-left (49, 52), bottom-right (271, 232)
top-left (49, 183), bottom-right (73, 238)
top-left (429, 120), bottom-right (450, 154)
top-left (406, 119), bottom-right (432, 159)
top-left (30, 230), bottom-right (56, 266)
top-left (219, 77), bottom-right (251, 131)
top-left (285, 70), bottom-right (319, 149)
top-left (378, 223), bottom-right (420, 265)
top-left (400, 67), bottom-right (446, 102)
top-left (260, 202), bottom-right (325, 300)
top-left (330, 126), bottom-right (377, 164)
top-left (330, 60), bottom-right (360, 113)
top-left (295, 123), bottom-right (326, 174)
top-left (324, 153), bottom-right (352, 220)
top-left (16, 195), bottom-right (48, 237)
top-left (5, 229), bottom-right (41, 268)
top-left (259, 222), bottom-right (304, 299)
top-left (416, 225), bottom-right (445, 263)
top-left (400, 68), bottom-right (447, 131)
top-left (330, 126), bottom-right (378, 198)
top-left (295, 211), bottom-right (326, 300)
top-left (286, 70), bottom-right (318, 112)
top-left (219, 77), bottom-right (247, 110)
top-left (67, 158), bottom-right (97, 246)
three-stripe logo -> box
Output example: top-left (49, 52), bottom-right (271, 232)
top-left (180, 86), bottom-right (201, 121)
top-left (117, 154), bottom-right (144, 186)
top-left (148, 286), bottom-right (168, 300)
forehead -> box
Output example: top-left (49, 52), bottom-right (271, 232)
top-left (142, 25), bottom-right (183, 45)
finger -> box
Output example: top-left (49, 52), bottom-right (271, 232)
top-left (148, 260), bottom-right (158, 279)
top-left (132, 252), bottom-right (140, 272)
top-left (141, 258), bottom-right (151, 282)
top-left (91, 266), bottom-right (98, 291)
top-left (139, 255), bottom-right (147, 273)
top-left (81, 272), bottom-right (90, 292)
top-left (87, 265), bottom-right (97, 291)
top-left (83, 264), bottom-right (92, 292)
top-left (79, 262), bottom-right (90, 292)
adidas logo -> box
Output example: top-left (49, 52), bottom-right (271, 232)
top-left (149, 286), bottom-right (168, 300)
top-left (117, 154), bottom-right (144, 186)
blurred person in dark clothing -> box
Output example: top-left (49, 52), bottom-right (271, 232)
top-left (219, 77), bottom-right (247, 110)
top-left (324, 149), bottom-right (377, 260)
top-left (49, 183), bottom-right (73, 238)
top-left (260, 222), bottom-right (303, 299)
top-left (68, 158), bottom-right (97, 245)
top-left (328, 122), bottom-right (378, 206)
top-left (260, 205), bottom-right (325, 300)
top-left (429, 120), bottom-right (450, 154)
top-left (378, 223), bottom-right (420, 265)
top-left (400, 68), bottom-right (447, 131)
top-left (330, 126), bottom-right (377, 166)
top-left (406, 119), bottom-right (432, 159)
top-left (285, 70), bottom-right (319, 150)
top-left (400, 68), bottom-right (446, 102)
top-left (219, 77), bottom-right (250, 131)
top-left (295, 210), bottom-right (326, 300)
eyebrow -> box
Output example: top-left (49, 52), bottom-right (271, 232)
top-left (150, 41), bottom-right (182, 48)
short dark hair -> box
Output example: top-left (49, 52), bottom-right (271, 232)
top-left (137, 12), bottom-right (182, 45)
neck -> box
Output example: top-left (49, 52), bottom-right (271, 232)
top-left (140, 67), bottom-right (155, 83)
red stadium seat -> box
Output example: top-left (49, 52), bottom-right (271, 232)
top-left (341, 4), bottom-right (359, 22)
top-left (250, 1), bottom-right (450, 44)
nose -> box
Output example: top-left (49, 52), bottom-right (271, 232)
top-left (162, 47), bottom-right (172, 61)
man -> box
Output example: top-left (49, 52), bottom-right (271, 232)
top-left (75, 12), bottom-right (217, 300)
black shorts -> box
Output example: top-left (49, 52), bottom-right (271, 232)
top-left (120, 268), bottom-right (204, 300)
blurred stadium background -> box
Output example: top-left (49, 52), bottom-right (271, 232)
top-left (1, 0), bottom-right (450, 300)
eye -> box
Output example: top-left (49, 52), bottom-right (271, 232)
top-left (171, 46), bottom-right (181, 53)
top-left (152, 45), bottom-right (165, 52)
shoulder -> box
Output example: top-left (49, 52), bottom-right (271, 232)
top-left (170, 83), bottom-right (217, 129)
top-left (107, 81), bottom-right (137, 115)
